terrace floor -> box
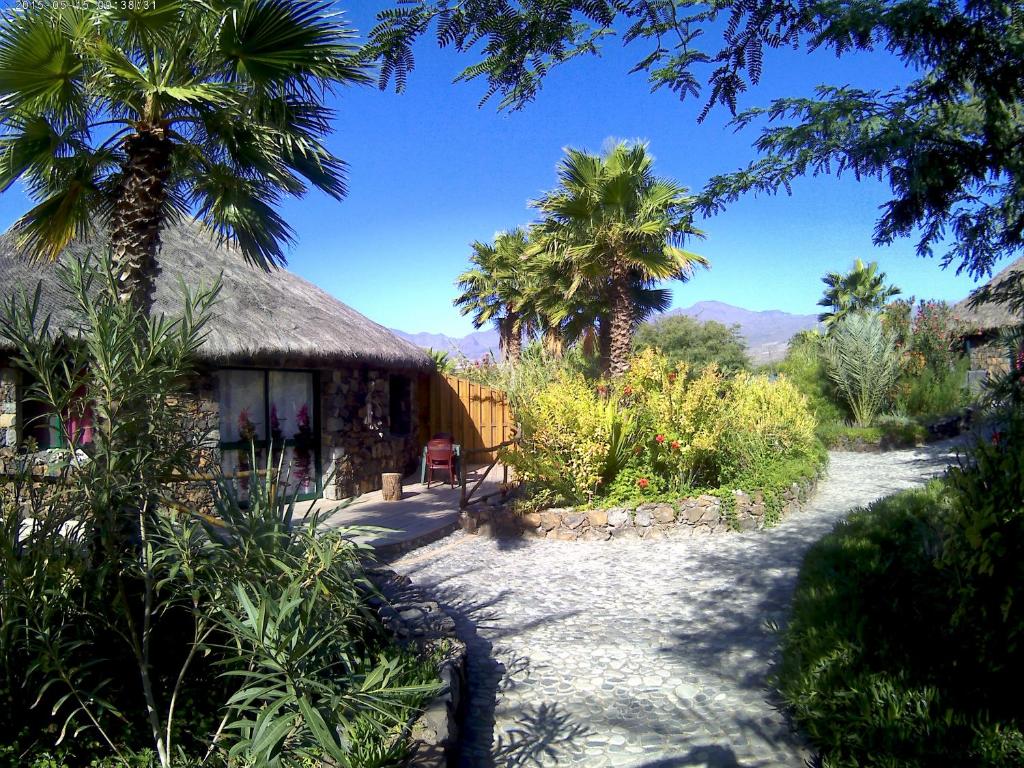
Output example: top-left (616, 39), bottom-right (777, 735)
top-left (293, 464), bottom-right (506, 558)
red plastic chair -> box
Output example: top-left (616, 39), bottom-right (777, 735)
top-left (425, 438), bottom-right (456, 488)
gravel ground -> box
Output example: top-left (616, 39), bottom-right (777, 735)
top-left (392, 442), bottom-right (960, 768)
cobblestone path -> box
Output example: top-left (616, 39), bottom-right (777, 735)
top-left (391, 443), bottom-right (958, 768)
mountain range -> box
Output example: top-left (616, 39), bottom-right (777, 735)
top-left (391, 300), bottom-right (820, 365)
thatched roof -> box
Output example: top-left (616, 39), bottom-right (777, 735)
top-left (0, 222), bottom-right (432, 371)
top-left (954, 256), bottom-right (1024, 334)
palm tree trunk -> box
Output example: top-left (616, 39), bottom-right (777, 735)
top-left (598, 318), bottom-right (612, 375)
top-left (543, 327), bottom-right (564, 358)
top-left (109, 127), bottom-right (173, 315)
top-left (608, 260), bottom-right (634, 377)
top-left (505, 315), bottom-right (523, 363)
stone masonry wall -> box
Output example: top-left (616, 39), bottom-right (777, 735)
top-left (968, 339), bottom-right (1011, 379)
top-left (164, 373), bottom-right (222, 511)
top-left (0, 367), bottom-right (18, 465)
top-left (321, 367), bottom-right (423, 499)
top-left (473, 479), bottom-right (818, 542)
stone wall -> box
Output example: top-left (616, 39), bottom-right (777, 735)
top-left (0, 367), bottom-right (18, 469)
top-left (368, 566), bottom-right (467, 768)
top-left (321, 367), bottom-right (424, 499)
top-left (474, 480), bottom-right (818, 542)
top-left (164, 373), bottom-right (222, 510)
top-left (967, 338), bottom-right (1010, 379)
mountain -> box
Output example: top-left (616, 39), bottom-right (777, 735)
top-left (661, 301), bottom-right (819, 363)
top-left (393, 301), bottom-right (819, 364)
top-left (390, 328), bottom-right (501, 361)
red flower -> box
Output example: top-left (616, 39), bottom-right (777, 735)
top-left (623, 385), bottom-right (633, 396)
top-left (668, 372), bottom-right (677, 383)
top-left (637, 477), bottom-right (650, 489)
top-left (655, 434), bottom-right (665, 444)
top-left (670, 440), bottom-right (680, 450)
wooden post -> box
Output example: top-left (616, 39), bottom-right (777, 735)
top-left (381, 472), bottom-right (402, 502)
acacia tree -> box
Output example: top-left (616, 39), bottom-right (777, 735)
top-left (0, 0), bottom-right (368, 312)
top-left (532, 141), bottom-right (706, 376)
top-left (454, 228), bottom-right (531, 362)
top-left (817, 258), bottom-right (901, 328)
top-left (368, 0), bottom-right (1024, 280)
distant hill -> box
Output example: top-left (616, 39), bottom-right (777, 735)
top-left (390, 328), bottom-right (501, 361)
top-left (661, 301), bottom-right (820, 363)
top-left (393, 300), bottom-right (819, 365)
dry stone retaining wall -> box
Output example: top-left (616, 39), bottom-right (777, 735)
top-left (369, 567), bottom-right (467, 768)
top-left (480, 479), bottom-right (818, 541)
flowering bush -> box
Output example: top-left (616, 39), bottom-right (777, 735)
top-left (506, 349), bottom-right (821, 507)
top-left (719, 371), bottom-right (818, 484)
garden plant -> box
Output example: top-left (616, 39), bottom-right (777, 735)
top-left (0, 254), bottom-right (437, 767)
top-left (503, 347), bottom-right (824, 525)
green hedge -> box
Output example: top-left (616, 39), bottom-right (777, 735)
top-left (778, 480), bottom-right (1024, 767)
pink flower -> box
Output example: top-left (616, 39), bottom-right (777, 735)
top-left (670, 440), bottom-right (680, 450)
top-left (655, 434), bottom-right (665, 444)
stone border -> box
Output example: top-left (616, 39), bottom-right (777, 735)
top-left (368, 567), bottom-right (467, 768)
top-left (464, 477), bottom-right (818, 541)
top-left (828, 409), bottom-right (975, 453)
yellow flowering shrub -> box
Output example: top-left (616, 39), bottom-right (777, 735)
top-left (507, 350), bottom-right (822, 506)
top-left (504, 370), bottom-right (609, 504)
top-left (719, 372), bottom-right (818, 483)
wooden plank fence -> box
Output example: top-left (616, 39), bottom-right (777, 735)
top-left (427, 374), bottom-right (514, 461)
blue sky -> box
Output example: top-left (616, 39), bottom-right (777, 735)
top-left (0, 4), bottom-right (996, 337)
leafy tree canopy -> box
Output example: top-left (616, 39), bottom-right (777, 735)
top-left (367, 0), bottom-right (1024, 280)
top-left (633, 313), bottom-right (750, 373)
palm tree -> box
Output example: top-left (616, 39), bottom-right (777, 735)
top-left (525, 246), bottom-right (673, 370)
top-left (0, 1), bottom-right (368, 312)
top-left (817, 258), bottom-right (902, 328)
top-left (532, 141), bottom-right (707, 376)
top-left (453, 228), bottom-right (531, 362)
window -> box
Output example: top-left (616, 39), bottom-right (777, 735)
top-left (218, 369), bottom-right (319, 500)
top-left (389, 375), bottom-right (412, 436)
top-left (20, 384), bottom-right (93, 451)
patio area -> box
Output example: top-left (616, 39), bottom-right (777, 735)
top-left (294, 464), bottom-right (507, 559)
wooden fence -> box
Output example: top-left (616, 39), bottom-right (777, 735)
top-left (424, 374), bottom-right (514, 461)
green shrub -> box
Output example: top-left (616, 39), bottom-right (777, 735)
top-left (503, 369), bottom-right (609, 504)
top-left (897, 357), bottom-right (970, 418)
top-left (718, 371), bottom-right (818, 486)
top-left (779, 418), bottom-right (1024, 767)
top-left (506, 348), bottom-right (824, 510)
top-left (768, 333), bottom-right (848, 430)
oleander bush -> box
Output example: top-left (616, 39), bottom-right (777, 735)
top-left (0, 254), bottom-right (437, 767)
top-left (505, 348), bottom-right (822, 512)
top-left (778, 413), bottom-right (1024, 767)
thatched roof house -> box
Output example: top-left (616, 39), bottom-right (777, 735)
top-left (954, 255), bottom-right (1024, 333)
top-left (0, 223), bottom-right (433, 501)
top-left (0, 223), bottom-right (430, 371)
top-left (954, 255), bottom-right (1024, 380)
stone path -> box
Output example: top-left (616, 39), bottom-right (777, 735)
top-left (391, 442), bottom-right (959, 768)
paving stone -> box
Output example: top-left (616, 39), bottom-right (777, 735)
top-left (391, 442), bottom-right (958, 767)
